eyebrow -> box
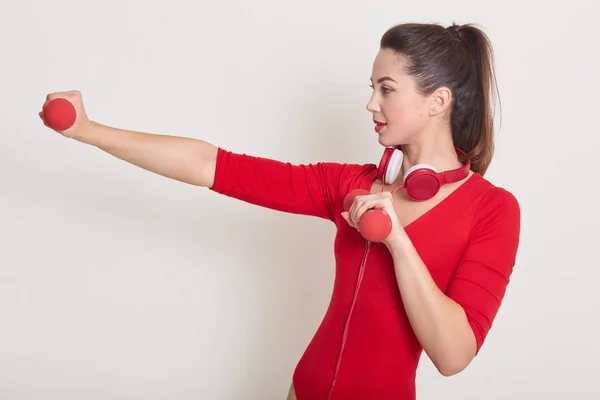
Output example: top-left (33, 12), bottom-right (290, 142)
top-left (371, 76), bottom-right (398, 84)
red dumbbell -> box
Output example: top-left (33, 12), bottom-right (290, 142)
top-left (42, 98), bottom-right (76, 131)
top-left (343, 189), bottom-right (392, 243)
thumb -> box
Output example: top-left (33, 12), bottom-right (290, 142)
top-left (341, 212), bottom-right (357, 230)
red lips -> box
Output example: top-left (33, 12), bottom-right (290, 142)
top-left (374, 120), bottom-right (387, 133)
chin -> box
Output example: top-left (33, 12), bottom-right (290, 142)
top-left (377, 128), bottom-right (414, 148)
top-left (377, 133), bottom-right (401, 148)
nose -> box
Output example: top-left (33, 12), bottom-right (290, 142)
top-left (366, 94), bottom-right (380, 113)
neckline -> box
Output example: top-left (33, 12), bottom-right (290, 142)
top-left (405, 172), bottom-right (480, 230)
top-left (362, 168), bottom-right (481, 231)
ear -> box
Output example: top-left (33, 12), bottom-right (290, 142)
top-left (429, 86), bottom-right (452, 117)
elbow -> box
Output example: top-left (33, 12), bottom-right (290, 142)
top-left (433, 354), bottom-right (473, 377)
top-left (434, 328), bottom-right (478, 377)
top-left (436, 362), bottom-right (466, 377)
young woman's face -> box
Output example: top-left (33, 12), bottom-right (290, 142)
top-left (366, 49), bottom-right (433, 148)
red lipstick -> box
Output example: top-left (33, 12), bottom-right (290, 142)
top-left (374, 120), bottom-right (387, 133)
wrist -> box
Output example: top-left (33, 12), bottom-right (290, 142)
top-left (386, 230), bottom-right (413, 256)
top-left (74, 120), bottom-right (101, 145)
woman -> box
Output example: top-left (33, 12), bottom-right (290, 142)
top-left (39, 22), bottom-right (521, 400)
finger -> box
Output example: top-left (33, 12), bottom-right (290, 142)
top-left (341, 211), bottom-right (358, 230)
top-left (348, 196), bottom-right (364, 226)
top-left (341, 211), bottom-right (352, 227)
top-left (39, 111), bottom-right (49, 127)
top-left (350, 196), bottom-right (377, 226)
top-left (45, 93), bottom-right (56, 104)
top-left (43, 93), bottom-right (56, 109)
top-left (350, 194), bottom-right (379, 223)
top-left (351, 194), bottom-right (393, 225)
top-left (378, 192), bottom-right (395, 215)
top-left (353, 199), bottom-right (378, 225)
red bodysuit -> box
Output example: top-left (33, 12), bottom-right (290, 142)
top-left (209, 148), bottom-right (521, 400)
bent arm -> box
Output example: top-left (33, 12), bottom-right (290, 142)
top-left (388, 187), bottom-right (521, 376)
top-left (388, 238), bottom-right (478, 376)
top-left (78, 122), bottom-right (218, 187)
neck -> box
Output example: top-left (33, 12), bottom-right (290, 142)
top-left (396, 133), bottom-right (463, 185)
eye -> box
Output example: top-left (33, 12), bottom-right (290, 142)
top-left (369, 83), bottom-right (393, 95)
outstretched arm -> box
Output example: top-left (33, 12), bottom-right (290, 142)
top-left (40, 90), bottom-right (219, 188)
top-left (78, 122), bottom-right (219, 188)
top-left (40, 90), bottom-right (359, 222)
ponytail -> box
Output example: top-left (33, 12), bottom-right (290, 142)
top-left (453, 24), bottom-right (499, 175)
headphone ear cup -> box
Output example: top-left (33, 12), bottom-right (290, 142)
top-left (377, 147), bottom-right (403, 184)
top-left (385, 149), bottom-right (403, 185)
top-left (404, 166), bottom-right (441, 201)
top-left (377, 147), bottom-right (394, 182)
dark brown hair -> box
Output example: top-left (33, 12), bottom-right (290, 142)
top-left (380, 22), bottom-right (500, 176)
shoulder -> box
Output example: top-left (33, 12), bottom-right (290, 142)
top-left (311, 161), bottom-right (378, 208)
top-left (324, 161), bottom-right (378, 190)
top-left (475, 178), bottom-right (520, 214)
top-left (468, 175), bottom-right (521, 238)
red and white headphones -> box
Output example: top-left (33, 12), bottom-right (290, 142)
top-left (342, 145), bottom-right (471, 242)
top-left (377, 146), bottom-right (471, 201)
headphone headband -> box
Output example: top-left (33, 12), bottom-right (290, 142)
top-left (439, 147), bottom-right (470, 184)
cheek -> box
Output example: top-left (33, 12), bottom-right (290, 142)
top-left (384, 97), bottom-right (421, 127)
top-left (381, 97), bottom-right (404, 123)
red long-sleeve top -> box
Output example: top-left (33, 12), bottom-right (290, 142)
top-left (209, 148), bottom-right (521, 400)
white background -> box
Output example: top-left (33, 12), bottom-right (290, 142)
top-left (1, 0), bottom-right (598, 399)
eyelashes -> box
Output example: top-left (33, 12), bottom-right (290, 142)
top-left (370, 84), bottom-right (393, 94)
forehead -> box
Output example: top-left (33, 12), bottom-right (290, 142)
top-left (371, 48), bottom-right (409, 81)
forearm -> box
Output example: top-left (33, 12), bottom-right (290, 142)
top-left (388, 235), bottom-right (476, 376)
top-left (78, 121), bottom-right (218, 187)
